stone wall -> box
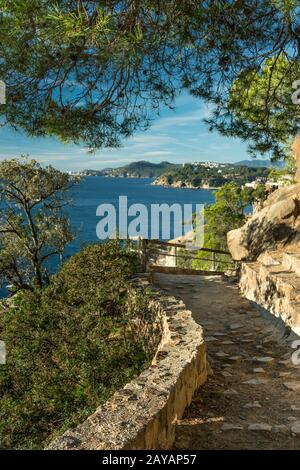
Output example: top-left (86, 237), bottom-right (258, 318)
top-left (239, 257), bottom-right (300, 336)
top-left (47, 279), bottom-right (209, 450)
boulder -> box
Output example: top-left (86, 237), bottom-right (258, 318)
top-left (227, 229), bottom-right (250, 260)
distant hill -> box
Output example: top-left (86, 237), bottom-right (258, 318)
top-left (83, 161), bottom-right (180, 178)
top-left (80, 159), bottom-right (285, 178)
top-left (234, 160), bottom-right (284, 168)
top-left (153, 162), bottom-right (270, 189)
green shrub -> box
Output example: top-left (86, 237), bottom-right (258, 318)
top-left (193, 183), bottom-right (253, 271)
top-left (0, 241), bottom-right (161, 449)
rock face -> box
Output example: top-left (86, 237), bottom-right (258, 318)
top-left (228, 183), bottom-right (300, 261)
top-left (228, 137), bottom-right (300, 262)
top-left (239, 252), bottom-right (300, 336)
top-left (230, 137), bottom-right (300, 335)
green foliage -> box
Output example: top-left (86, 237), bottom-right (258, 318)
top-left (0, 1), bottom-right (184, 149)
top-left (0, 1), bottom-right (298, 151)
top-left (157, 163), bottom-right (269, 188)
top-left (193, 183), bottom-right (267, 270)
top-left (0, 241), bottom-right (161, 449)
top-left (210, 54), bottom-right (300, 159)
top-left (268, 151), bottom-right (296, 184)
top-left (176, 248), bottom-right (193, 269)
top-left (0, 157), bottom-right (77, 292)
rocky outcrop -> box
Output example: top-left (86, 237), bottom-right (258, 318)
top-left (152, 176), bottom-right (218, 190)
top-left (47, 277), bottom-right (209, 450)
top-left (229, 138), bottom-right (300, 335)
top-left (228, 136), bottom-right (300, 262)
top-left (228, 184), bottom-right (300, 261)
top-left (152, 177), bottom-right (196, 188)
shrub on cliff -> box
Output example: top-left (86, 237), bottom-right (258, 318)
top-left (193, 183), bottom-right (267, 270)
top-left (0, 242), bottom-right (161, 449)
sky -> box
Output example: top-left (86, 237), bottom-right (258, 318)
top-left (0, 92), bottom-right (264, 171)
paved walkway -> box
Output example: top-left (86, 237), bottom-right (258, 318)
top-left (154, 273), bottom-right (300, 450)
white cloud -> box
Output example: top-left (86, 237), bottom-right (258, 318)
top-left (151, 104), bottom-right (214, 131)
top-left (209, 144), bottom-right (231, 151)
top-left (138, 151), bottom-right (173, 157)
top-left (125, 134), bottom-right (178, 148)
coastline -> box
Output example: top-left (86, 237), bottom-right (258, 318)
top-left (87, 174), bottom-right (220, 190)
top-left (151, 180), bottom-right (220, 190)
top-left (79, 174), bottom-right (220, 190)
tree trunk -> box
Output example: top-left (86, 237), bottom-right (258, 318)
top-left (33, 259), bottom-right (43, 288)
top-left (292, 135), bottom-right (300, 183)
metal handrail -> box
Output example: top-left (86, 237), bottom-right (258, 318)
top-left (135, 238), bottom-right (236, 273)
top-left (151, 239), bottom-right (231, 255)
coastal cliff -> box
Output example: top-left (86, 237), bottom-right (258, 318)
top-left (227, 136), bottom-right (300, 335)
top-left (152, 163), bottom-right (269, 190)
top-left (151, 176), bottom-right (216, 189)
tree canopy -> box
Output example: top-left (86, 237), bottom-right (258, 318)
top-left (208, 54), bottom-right (300, 159)
top-left (0, 1), bottom-right (299, 155)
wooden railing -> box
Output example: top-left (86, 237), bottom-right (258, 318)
top-left (134, 238), bottom-right (237, 274)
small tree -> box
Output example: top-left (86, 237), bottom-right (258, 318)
top-left (192, 183), bottom-right (267, 270)
top-left (0, 158), bottom-right (77, 293)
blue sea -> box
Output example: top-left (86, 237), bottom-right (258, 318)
top-left (1, 177), bottom-right (215, 297)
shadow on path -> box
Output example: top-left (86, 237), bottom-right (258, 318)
top-left (154, 273), bottom-right (300, 450)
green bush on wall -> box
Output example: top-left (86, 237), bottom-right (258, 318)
top-left (0, 241), bottom-right (161, 450)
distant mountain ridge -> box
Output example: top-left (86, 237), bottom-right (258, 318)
top-left (79, 159), bottom-right (285, 178)
top-left (82, 161), bottom-right (180, 178)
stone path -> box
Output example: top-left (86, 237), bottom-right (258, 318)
top-left (154, 273), bottom-right (300, 450)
